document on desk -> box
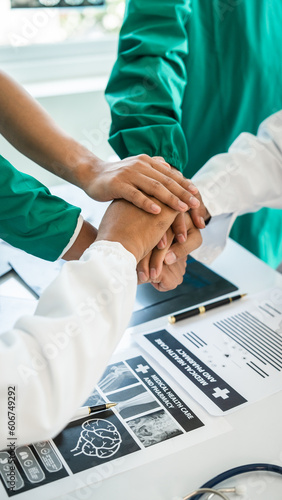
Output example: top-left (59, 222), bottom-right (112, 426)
top-left (0, 348), bottom-right (231, 499)
top-left (135, 287), bottom-right (282, 416)
top-left (0, 241), bottom-right (12, 277)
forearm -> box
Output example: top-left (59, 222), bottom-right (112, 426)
top-left (0, 71), bottom-right (201, 215)
top-left (0, 154), bottom-right (84, 261)
top-left (0, 241), bottom-right (137, 448)
top-left (106, 0), bottom-right (190, 169)
top-left (0, 70), bottom-right (99, 191)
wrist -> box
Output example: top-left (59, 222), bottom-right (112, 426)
top-left (72, 153), bottom-right (101, 193)
top-left (62, 220), bottom-right (98, 260)
top-left (95, 233), bottom-right (141, 262)
top-left (53, 138), bottom-right (101, 191)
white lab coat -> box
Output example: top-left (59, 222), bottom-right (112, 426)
top-left (191, 111), bottom-right (282, 265)
top-left (0, 241), bottom-right (137, 450)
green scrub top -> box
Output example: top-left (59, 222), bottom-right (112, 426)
top-left (0, 155), bottom-right (81, 261)
top-left (106, 0), bottom-right (282, 267)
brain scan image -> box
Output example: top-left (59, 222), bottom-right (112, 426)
top-left (71, 419), bottom-right (122, 459)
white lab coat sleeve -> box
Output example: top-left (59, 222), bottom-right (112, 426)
top-left (191, 110), bottom-right (282, 265)
top-left (56, 214), bottom-right (84, 260)
top-left (0, 240), bottom-right (137, 449)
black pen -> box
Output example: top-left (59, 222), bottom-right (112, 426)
top-left (168, 293), bottom-right (247, 324)
top-left (70, 403), bottom-right (117, 422)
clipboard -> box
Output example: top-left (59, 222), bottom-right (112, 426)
top-left (129, 256), bottom-right (238, 327)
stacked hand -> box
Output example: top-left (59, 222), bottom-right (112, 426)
top-left (80, 154), bottom-right (201, 215)
top-left (137, 212), bottom-right (203, 291)
top-left (66, 159), bottom-right (208, 292)
top-left (64, 156), bottom-right (208, 271)
top-left (96, 190), bottom-right (207, 292)
top-left (96, 198), bottom-right (180, 263)
top-left (0, 70), bottom-right (208, 282)
top-left (133, 166), bottom-right (209, 291)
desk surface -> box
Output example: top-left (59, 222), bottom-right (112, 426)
top-left (85, 240), bottom-right (282, 500)
top-left (1, 239), bottom-right (282, 500)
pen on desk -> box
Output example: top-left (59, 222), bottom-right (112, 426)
top-left (70, 403), bottom-right (117, 422)
top-left (168, 293), bottom-right (247, 324)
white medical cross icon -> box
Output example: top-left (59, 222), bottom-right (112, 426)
top-left (212, 387), bottom-right (230, 399)
top-left (135, 364), bottom-right (150, 374)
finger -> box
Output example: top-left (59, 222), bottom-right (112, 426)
top-left (152, 156), bottom-right (171, 167)
top-left (190, 213), bottom-right (206, 229)
top-left (115, 177), bottom-right (188, 215)
top-left (115, 158), bottom-right (200, 212)
top-left (148, 248), bottom-right (166, 281)
top-left (164, 229), bottom-right (202, 265)
top-left (151, 159), bottom-right (200, 195)
top-left (157, 232), bottom-right (167, 250)
top-left (149, 230), bottom-right (174, 279)
top-left (171, 213), bottom-right (187, 243)
top-left (149, 171), bottom-right (201, 210)
top-left (186, 181), bottom-right (199, 195)
top-left (189, 198), bottom-right (210, 229)
top-left (137, 253), bottom-right (151, 283)
top-left (151, 259), bottom-right (187, 291)
top-left (120, 184), bottom-right (162, 214)
top-left (136, 173), bottom-right (201, 212)
top-left (151, 282), bottom-right (167, 291)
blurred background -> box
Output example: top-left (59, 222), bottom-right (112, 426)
top-left (0, 0), bottom-right (125, 186)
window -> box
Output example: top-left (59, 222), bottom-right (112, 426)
top-left (0, 0), bottom-right (124, 48)
top-left (0, 0), bottom-right (124, 85)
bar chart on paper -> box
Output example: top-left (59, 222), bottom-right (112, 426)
top-left (136, 288), bottom-right (282, 415)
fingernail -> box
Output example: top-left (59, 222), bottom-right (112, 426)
top-left (200, 217), bottom-right (206, 227)
top-left (188, 183), bottom-right (199, 194)
top-left (150, 268), bottom-right (157, 280)
top-left (138, 271), bottom-right (147, 283)
top-left (165, 252), bottom-right (177, 265)
top-left (158, 233), bottom-right (167, 248)
top-left (189, 196), bottom-right (200, 208)
top-left (178, 200), bottom-right (188, 210)
top-left (151, 203), bottom-right (161, 213)
top-left (177, 233), bottom-right (186, 243)
top-left (157, 239), bottom-right (166, 249)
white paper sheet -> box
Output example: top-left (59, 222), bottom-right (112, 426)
top-left (0, 347), bottom-right (231, 499)
top-left (135, 287), bottom-right (282, 416)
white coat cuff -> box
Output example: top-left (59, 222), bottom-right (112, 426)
top-left (57, 214), bottom-right (84, 260)
top-left (191, 212), bottom-right (237, 265)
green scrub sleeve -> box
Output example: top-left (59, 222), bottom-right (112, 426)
top-left (0, 155), bottom-right (81, 261)
top-left (105, 0), bottom-right (191, 172)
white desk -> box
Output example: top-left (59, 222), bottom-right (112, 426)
top-left (1, 239), bottom-right (282, 500)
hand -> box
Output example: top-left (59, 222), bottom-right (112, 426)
top-left (137, 212), bottom-right (201, 284)
top-left (81, 155), bottom-right (200, 215)
top-left (164, 212), bottom-right (203, 266)
top-left (170, 198), bottom-right (210, 241)
top-left (96, 198), bottom-right (179, 263)
top-left (137, 227), bottom-right (175, 283)
top-left (137, 216), bottom-right (201, 291)
top-left (150, 258), bottom-right (187, 291)
top-left (165, 166), bottom-right (210, 234)
top-left (138, 249), bottom-right (187, 291)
